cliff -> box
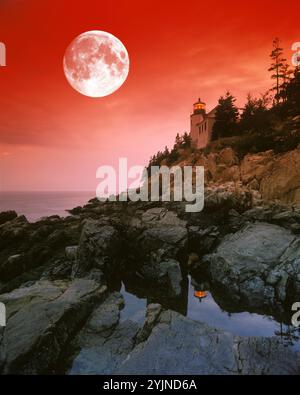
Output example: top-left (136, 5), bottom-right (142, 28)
top-left (165, 145), bottom-right (300, 206)
top-left (2, 140), bottom-right (300, 374)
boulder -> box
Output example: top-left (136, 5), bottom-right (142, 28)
top-left (86, 292), bottom-right (124, 335)
top-left (137, 208), bottom-right (188, 262)
top-left (0, 213), bottom-right (80, 284)
top-left (139, 259), bottom-right (183, 298)
top-left (136, 303), bottom-right (162, 343)
top-left (68, 321), bottom-right (139, 375)
top-left (67, 206), bottom-right (83, 215)
top-left (66, 292), bottom-right (138, 375)
top-left (0, 215), bottom-right (29, 249)
top-left (240, 150), bottom-right (274, 184)
top-left (206, 152), bottom-right (220, 180)
top-left (0, 279), bottom-right (107, 374)
top-left (188, 225), bottom-right (220, 257)
top-left (0, 254), bottom-right (26, 281)
top-left (219, 147), bottom-right (239, 167)
top-left (203, 222), bottom-right (300, 311)
top-left (117, 310), bottom-right (300, 375)
top-left (260, 147), bottom-right (300, 203)
top-left (236, 147), bottom-right (300, 204)
top-left (0, 211), bottom-right (18, 225)
top-left (43, 259), bottom-right (72, 280)
top-left (75, 220), bottom-right (123, 277)
top-left (205, 184), bottom-right (252, 211)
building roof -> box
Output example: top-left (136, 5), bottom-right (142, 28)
top-left (206, 107), bottom-right (217, 117)
top-left (193, 97), bottom-right (206, 106)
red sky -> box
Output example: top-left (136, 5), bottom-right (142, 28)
top-left (0, 0), bottom-right (299, 191)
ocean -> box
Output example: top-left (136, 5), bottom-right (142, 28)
top-left (0, 191), bottom-right (94, 222)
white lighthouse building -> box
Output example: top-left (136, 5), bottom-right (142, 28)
top-left (190, 98), bottom-right (216, 149)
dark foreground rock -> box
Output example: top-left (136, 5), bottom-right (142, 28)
top-left (0, 279), bottom-right (107, 374)
top-left (203, 222), bottom-right (300, 314)
top-left (75, 219), bottom-right (125, 278)
top-left (65, 292), bottom-right (139, 375)
top-left (0, 211), bottom-right (17, 225)
top-left (0, 213), bottom-right (81, 292)
top-left (1, 194), bottom-right (300, 375)
top-left (117, 310), bottom-right (300, 375)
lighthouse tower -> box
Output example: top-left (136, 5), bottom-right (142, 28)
top-left (190, 98), bottom-right (206, 148)
top-left (190, 98), bottom-right (216, 149)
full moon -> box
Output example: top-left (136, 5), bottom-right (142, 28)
top-left (63, 30), bottom-right (129, 98)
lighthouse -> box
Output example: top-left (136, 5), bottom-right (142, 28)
top-left (190, 98), bottom-right (216, 149)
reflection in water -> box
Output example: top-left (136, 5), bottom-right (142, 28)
top-left (119, 273), bottom-right (300, 350)
top-left (187, 276), bottom-right (300, 349)
top-left (274, 323), bottom-right (300, 350)
top-left (188, 276), bottom-right (278, 337)
top-left (194, 291), bottom-right (207, 300)
top-left (120, 282), bottom-right (147, 325)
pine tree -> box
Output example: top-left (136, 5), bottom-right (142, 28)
top-left (163, 145), bottom-right (170, 157)
top-left (240, 93), bottom-right (270, 133)
top-left (240, 93), bottom-right (256, 131)
top-left (175, 133), bottom-right (182, 148)
top-left (268, 38), bottom-right (288, 103)
top-left (279, 63), bottom-right (293, 102)
top-left (182, 132), bottom-right (192, 148)
top-left (211, 92), bottom-right (239, 140)
top-left (284, 67), bottom-right (300, 117)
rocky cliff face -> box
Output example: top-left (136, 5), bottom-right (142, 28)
top-left (175, 146), bottom-right (300, 205)
top-left (1, 145), bottom-right (300, 374)
top-left (1, 194), bottom-right (300, 374)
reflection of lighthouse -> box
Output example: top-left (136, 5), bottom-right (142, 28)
top-left (192, 279), bottom-right (209, 302)
top-left (194, 290), bottom-right (207, 302)
top-left (191, 278), bottom-right (209, 302)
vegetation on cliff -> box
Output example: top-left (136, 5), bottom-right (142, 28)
top-left (148, 38), bottom-right (300, 168)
